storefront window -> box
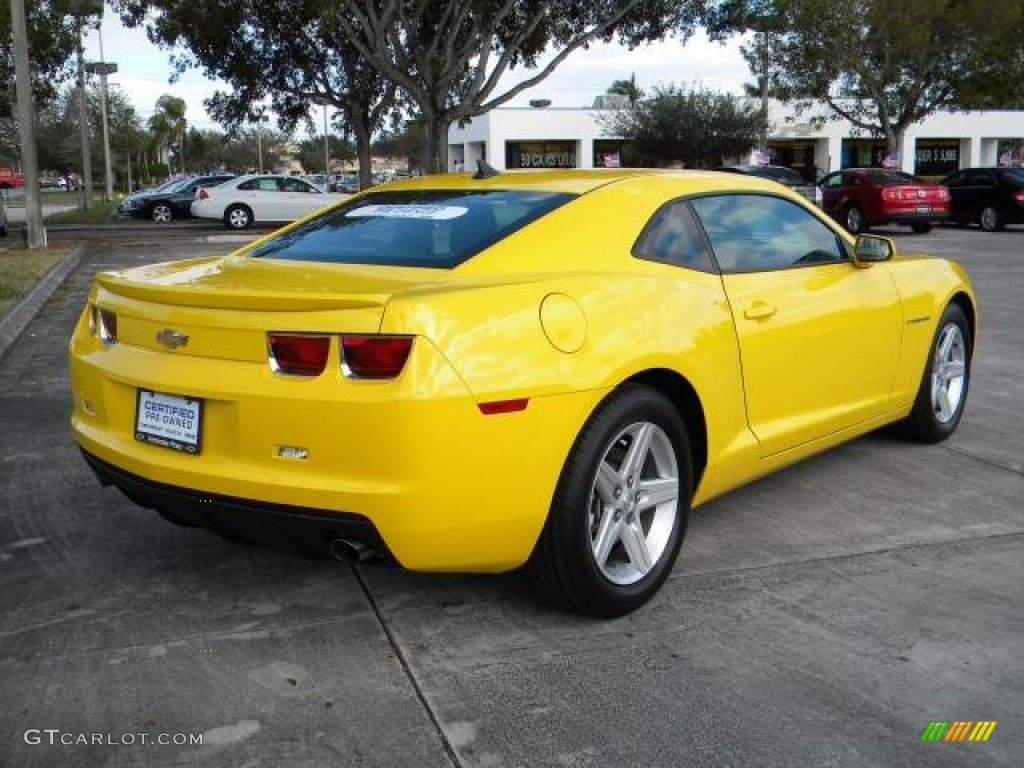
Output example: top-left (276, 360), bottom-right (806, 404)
top-left (506, 141), bottom-right (577, 169)
top-left (914, 139), bottom-right (960, 177)
top-left (593, 140), bottom-right (627, 168)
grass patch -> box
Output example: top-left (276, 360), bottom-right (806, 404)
top-left (0, 246), bottom-right (69, 317)
top-left (44, 199), bottom-right (119, 225)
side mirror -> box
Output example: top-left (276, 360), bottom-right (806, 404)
top-left (852, 234), bottom-right (895, 267)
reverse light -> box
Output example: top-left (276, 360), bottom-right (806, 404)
top-left (341, 335), bottom-right (413, 379)
top-left (268, 333), bottom-right (330, 376)
top-left (97, 308), bottom-right (117, 345)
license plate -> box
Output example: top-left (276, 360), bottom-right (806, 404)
top-left (916, 205), bottom-right (931, 213)
top-left (135, 390), bottom-right (203, 454)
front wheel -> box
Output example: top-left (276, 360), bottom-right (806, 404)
top-left (527, 385), bottom-right (691, 617)
top-left (844, 205), bottom-right (865, 234)
top-left (898, 303), bottom-right (971, 443)
top-left (224, 204), bottom-right (253, 230)
top-left (151, 202), bottom-right (173, 224)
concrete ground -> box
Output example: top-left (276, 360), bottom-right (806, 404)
top-left (0, 225), bottom-right (1021, 767)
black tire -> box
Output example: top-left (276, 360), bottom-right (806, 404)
top-left (979, 206), bottom-right (1002, 232)
top-left (911, 223), bottom-right (932, 234)
top-left (224, 204), bottom-right (253, 230)
top-left (897, 303), bottom-right (972, 443)
top-left (151, 202), bottom-right (174, 224)
top-left (844, 204), bottom-right (865, 234)
top-left (527, 385), bottom-right (692, 617)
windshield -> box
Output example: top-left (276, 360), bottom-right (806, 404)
top-left (249, 189), bottom-right (575, 268)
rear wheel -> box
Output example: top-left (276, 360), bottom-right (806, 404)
top-left (844, 204), bottom-right (865, 234)
top-left (527, 385), bottom-right (691, 617)
top-left (224, 204), bottom-right (253, 230)
top-left (979, 206), bottom-right (1002, 232)
top-left (897, 303), bottom-right (971, 443)
top-left (151, 202), bottom-right (173, 224)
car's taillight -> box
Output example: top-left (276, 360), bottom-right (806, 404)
top-left (268, 333), bottom-right (330, 376)
top-left (937, 187), bottom-right (950, 201)
top-left (1014, 190), bottom-right (1024, 204)
top-left (196, 188), bottom-right (209, 201)
top-left (341, 335), bottom-right (413, 379)
top-left (94, 307), bottom-right (117, 345)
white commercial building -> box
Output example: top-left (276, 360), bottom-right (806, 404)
top-left (448, 101), bottom-right (1024, 179)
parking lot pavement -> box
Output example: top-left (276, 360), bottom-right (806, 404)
top-left (1, 229), bottom-right (1022, 767)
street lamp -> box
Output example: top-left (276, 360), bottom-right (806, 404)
top-left (62, 0), bottom-right (103, 211)
top-left (253, 113), bottom-right (270, 173)
top-left (84, 60), bottom-right (117, 201)
top-left (314, 98), bottom-right (332, 180)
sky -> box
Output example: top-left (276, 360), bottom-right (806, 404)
top-left (82, 11), bottom-right (753, 135)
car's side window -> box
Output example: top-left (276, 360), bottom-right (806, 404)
top-left (632, 200), bottom-right (716, 272)
top-left (237, 179), bottom-right (260, 191)
top-left (821, 173), bottom-right (842, 189)
top-left (944, 172), bottom-right (966, 188)
top-left (283, 178), bottom-right (319, 193)
top-left (690, 194), bottom-right (847, 273)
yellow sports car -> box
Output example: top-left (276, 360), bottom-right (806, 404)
top-left (69, 168), bottom-right (976, 616)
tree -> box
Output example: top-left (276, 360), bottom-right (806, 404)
top-left (331, 0), bottom-right (704, 173)
top-left (154, 94), bottom-right (187, 173)
top-left (603, 85), bottom-right (760, 168)
top-left (607, 73), bottom-right (644, 107)
top-left (116, 0), bottom-right (398, 188)
top-left (709, 0), bottom-right (1024, 157)
top-left (296, 134), bottom-right (355, 175)
top-left (0, 1), bottom-right (79, 120)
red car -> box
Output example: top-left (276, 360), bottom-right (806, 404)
top-left (819, 168), bottom-right (949, 234)
top-left (0, 167), bottom-right (25, 189)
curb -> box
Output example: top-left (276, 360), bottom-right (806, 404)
top-left (0, 241), bottom-right (88, 363)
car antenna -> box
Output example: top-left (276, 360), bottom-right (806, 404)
top-left (472, 159), bottom-right (501, 180)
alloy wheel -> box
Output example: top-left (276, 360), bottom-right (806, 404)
top-left (152, 204), bottom-right (173, 224)
top-left (587, 422), bottom-right (679, 586)
top-left (931, 323), bottom-right (967, 424)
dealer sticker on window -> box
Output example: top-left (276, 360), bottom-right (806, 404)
top-left (135, 390), bottom-right (203, 454)
top-left (346, 204), bottom-right (468, 220)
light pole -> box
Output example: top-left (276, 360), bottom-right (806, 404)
top-left (315, 98), bottom-right (331, 179)
top-left (254, 113), bottom-right (270, 173)
top-left (11, 0), bottom-right (45, 247)
top-left (85, 58), bottom-right (117, 201)
top-left (65, 0), bottom-right (103, 210)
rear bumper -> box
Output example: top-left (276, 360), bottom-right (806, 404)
top-left (876, 205), bottom-right (948, 227)
top-left (82, 449), bottom-right (393, 560)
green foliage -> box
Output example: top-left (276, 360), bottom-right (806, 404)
top-left (603, 85), bottom-right (760, 168)
top-left (709, 0), bottom-right (1024, 150)
top-left (607, 74), bottom-right (645, 107)
top-left (0, 1), bottom-right (80, 119)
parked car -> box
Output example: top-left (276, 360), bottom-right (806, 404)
top-left (941, 167), bottom-right (1024, 231)
top-left (0, 167), bottom-right (25, 189)
top-left (716, 164), bottom-right (822, 206)
top-left (819, 168), bottom-right (950, 234)
top-left (117, 174), bottom-right (236, 223)
top-left (191, 174), bottom-right (343, 229)
top-left (39, 176), bottom-right (69, 190)
top-left (71, 169), bottom-right (976, 616)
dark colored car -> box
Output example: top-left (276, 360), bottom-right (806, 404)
top-left (717, 164), bottom-right (822, 206)
top-left (819, 168), bottom-right (950, 234)
top-left (941, 167), bottom-right (1024, 231)
top-left (118, 174), bottom-right (235, 223)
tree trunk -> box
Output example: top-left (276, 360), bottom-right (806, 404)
top-left (353, 122), bottom-right (373, 189)
top-left (422, 113), bottom-right (452, 175)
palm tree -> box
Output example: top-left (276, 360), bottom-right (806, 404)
top-left (153, 94), bottom-right (187, 173)
top-left (607, 73), bottom-right (644, 108)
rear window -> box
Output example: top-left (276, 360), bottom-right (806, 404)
top-left (249, 189), bottom-right (575, 268)
top-left (867, 170), bottom-right (921, 185)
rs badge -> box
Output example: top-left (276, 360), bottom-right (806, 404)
top-left (156, 328), bottom-right (189, 349)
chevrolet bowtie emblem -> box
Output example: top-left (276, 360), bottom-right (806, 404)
top-left (156, 328), bottom-right (190, 349)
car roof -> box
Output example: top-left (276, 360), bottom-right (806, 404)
top-left (375, 168), bottom-right (791, 197)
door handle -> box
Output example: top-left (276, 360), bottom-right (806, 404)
top-left (743, 301), bottom-right (777, 320)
